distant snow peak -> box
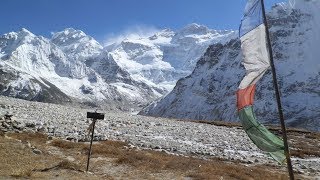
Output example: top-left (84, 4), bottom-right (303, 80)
top-left (148, 29), bottom-right (174, 42)
top-left (51, 28), bottom-right (103, 61)
top-left (51, 28), bottom-right (100, 48)
top-left (103, 25), bottom-right (160, 47)
top-left (0, 28), bottom-right (36, 46)
top-left (179, 23), bottom-right (210, 35)
top-left (52, 28), bottom-right (86, 40)
top-left (19, 28), bottom-right (35, 36)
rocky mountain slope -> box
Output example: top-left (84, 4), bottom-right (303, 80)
top-left (140, 0), bottom-right (320, 131)
top-left (0, 25), bottom-right (234, 110)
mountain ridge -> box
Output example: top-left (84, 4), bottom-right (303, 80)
top-left (0, 24), bottom-right (233, 110)
top-left (140, 0), bottom-right (320, 131)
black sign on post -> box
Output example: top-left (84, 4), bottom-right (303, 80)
top-left (87, 112), bottom-right (105, 120)
top-left (86, 111), bottom-right (105, 172)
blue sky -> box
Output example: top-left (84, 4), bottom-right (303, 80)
top-left (1, 0), bottom-right (285, 42)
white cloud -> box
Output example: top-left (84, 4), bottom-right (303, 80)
top-left (103, 24), bottom-right (159, 47)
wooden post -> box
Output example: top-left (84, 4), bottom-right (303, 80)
top-left (86, 119), bottom-right (96, 172)
top-left (260, 0), bottom-right (294, 179)
top-left (86, 111), bottom-right (104, 172)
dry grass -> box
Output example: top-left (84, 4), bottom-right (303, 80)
top-left (116, 151), bottom-right (164, 170)
top-left (1, 131), bottom-right (316, 179)
top-left (69, 139), bottom-right (291, 179)
top-left (49, 138), bottom-right (128, 158)
top-left (115, 149), bottom-right (289, 180)
top-left (0, 134), bottom-right (60, 178)
top-left (291, 149), bottom-right (320, 158)
top-left (305, 132), bottom-right (320, 139)
top-left (49, 138), bottom-right (127, 157)
top-left (0, 133), bottom-right (99, 179)
top-left (32, 160), bottom-right (83, 173)
top-left (291, 141), bottom-right (320, 157)
top-left (82, 140), bottom-right (127, 157)
top-left (289, 132), bottom-right (320, 158)
top-left (7, 132), bottom-right (48, 144)
top-left (57, 160), bottom-right (82, 171)
top-left (50, 139), bottom-right (85, 149)
top-left (10, 168), bottom-right (33, 178)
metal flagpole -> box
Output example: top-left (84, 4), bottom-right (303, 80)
top-left (260, 0), bottom-right (294, 179)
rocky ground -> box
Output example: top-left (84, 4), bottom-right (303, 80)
top-left (0, 96), bottom-right (319, 179)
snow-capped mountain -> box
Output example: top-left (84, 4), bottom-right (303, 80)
top-left (140, 0), bottom-right (320, 131)
top-left (0, 28), bottom-right (160, 109)
top-left (51, 28), bottom-right (102, 62)
top-left (0, 25), bottom-right (233, 110)
top-left (106, 24), bottom-right (236, 91)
